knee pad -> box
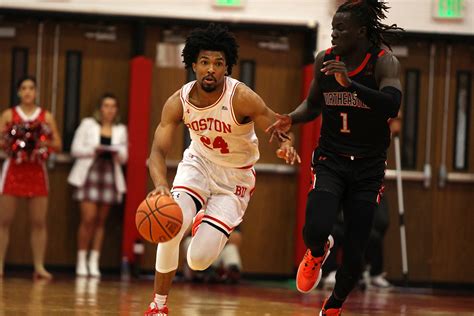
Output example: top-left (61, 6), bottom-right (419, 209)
top-left (187, 223), bottom-right (228, 271)
top-left (154, 192), bottom-right (196, 273)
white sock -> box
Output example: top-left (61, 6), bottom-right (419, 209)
top-left (76, 250), bottom-right (88, 276)
top-left (154, 293), bottom-right (168, 307)
top-left (77, 250), bottom-right (87, 264)
top-left (88, 250), bottom-right (101, 276)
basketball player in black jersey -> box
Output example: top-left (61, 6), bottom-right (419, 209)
top-left (269, 1), bottom-right (403, 314)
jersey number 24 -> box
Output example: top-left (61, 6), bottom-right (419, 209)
top-left (200, 136), bottom-right (230, 154)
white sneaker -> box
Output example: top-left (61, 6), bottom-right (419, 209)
top-left (76, 261), bottom-right (88, 277)
top-left (88, 262), bottom-right (101, 278)
top-left (323, 270), bottom-right (336, 289)
top-left (370, 273), bottom-right (392, 288)
top-left (88, 251), bottom-right (101, 278)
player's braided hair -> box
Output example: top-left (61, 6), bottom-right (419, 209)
top-left (182, 23), bottom-right (238, 76)
top-left (337, 0), bottom-right (404, 49)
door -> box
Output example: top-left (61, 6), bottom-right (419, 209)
top-left (384, 38), bottom-right (474, 283)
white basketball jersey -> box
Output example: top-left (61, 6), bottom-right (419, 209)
top-left (180, 77), bottom-right (259, 168)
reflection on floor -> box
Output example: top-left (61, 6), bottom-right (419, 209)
top-left (0, 275), bottom-right (473, 315)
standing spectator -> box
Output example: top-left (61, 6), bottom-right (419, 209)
top-left (68, 93), bottom-right (128, 277)
top-left (0, 76), bottom-right (62, 279)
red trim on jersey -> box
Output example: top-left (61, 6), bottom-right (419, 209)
top-left (238, 164), bottom-right (254, 169)
top-left (378, 49), bottom-right (387, 57)
top-left (249, 168), bottom-right (256, 196)
top-left (325, 47), bottom-right (333, 55)
top-left (376, 184), bottom-right (385, 204)
top-left (347, 53), bottom-right (371, 77)
top-left (185, 79), bottom-right (227, 111)
top-left (179, 87), bottom-right (187, 120)
top-left (203, 214), bottom-right (233, 232)
top-left (229, 82), bottom-right (243, 126)
top-left (172, 186), bottom-right (206, 206)
top-left (335, 53), bottom-right (371, 77)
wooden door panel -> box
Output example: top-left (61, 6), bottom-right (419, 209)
top-left (430, 42), bottom-right (474, 283)
top-left (0, 20), bottom-right (39, 110)
top-left (385, 40), bottom-right (474, 283)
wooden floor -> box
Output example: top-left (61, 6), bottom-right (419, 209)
top-left (0, 275), bottom-right (473, 315)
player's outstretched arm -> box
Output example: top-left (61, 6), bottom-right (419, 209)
top-left (148, 91), bottom-right (182, 196)
top-left (233, 85), bottom-right (300, 164)
top-left (265, 50), bottom-right (325, 134)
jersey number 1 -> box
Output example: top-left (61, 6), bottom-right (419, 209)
top-left (200, 136), bottom-right (230, 154)
top-left (340, 112), bottom-right (351, 133)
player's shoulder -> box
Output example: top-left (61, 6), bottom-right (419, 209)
top-left (376, 49), bottom-right (400, 65)
top-left (375, 48), bottom-right (400, 74)
top-left (233, 82), bottom-right (261, 105)
top-left (315, 49), bottom-right (328, 63)
top-left (162, 89), bottom-right (183, 121)
top-left (165, 89), bottom-right (183, 107)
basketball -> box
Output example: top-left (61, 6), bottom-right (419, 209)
top-left (135, 194), bottom-right (183, 243)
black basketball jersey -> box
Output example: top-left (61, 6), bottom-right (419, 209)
top-left (318, 46), bottom-right (391, 157)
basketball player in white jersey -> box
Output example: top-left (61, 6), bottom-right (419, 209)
top-left (144, 24), bottom-right (299, 315)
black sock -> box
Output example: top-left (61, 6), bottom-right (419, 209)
top-left (325, 293), bottom-right (344, 309)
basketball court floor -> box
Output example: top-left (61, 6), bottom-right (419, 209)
top-left (0, 275), bottom-right (473, 315)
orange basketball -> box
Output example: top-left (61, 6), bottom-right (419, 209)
top-left (135, 194), bottom-right (183, 243)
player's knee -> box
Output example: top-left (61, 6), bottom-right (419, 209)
top-left (187, 247), bottom-right (215, 271)
top-left (303, 190), bottom-right (339, 247)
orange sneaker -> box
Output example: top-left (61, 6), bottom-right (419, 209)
top-left (296, 235), bottom-right (334, 293)
top-left (191, 210), bottom-right (205, 237)
top-left (144, 302), bottom-right (168, 316)
top-left (319, 298), bottom-right (342, 316)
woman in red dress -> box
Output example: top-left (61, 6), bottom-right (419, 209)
top-left (0, 76), bottom-right (62, 279)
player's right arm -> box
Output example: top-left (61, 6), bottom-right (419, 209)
top-left (266, 50), bottom-right (325, 133)
top-left (148, 91), bottom-right (183, 197)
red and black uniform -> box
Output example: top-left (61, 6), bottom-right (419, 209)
top-left (319, 46), bottom-right (390, 158)
top-left (304, 46), bottom-right (398, 301)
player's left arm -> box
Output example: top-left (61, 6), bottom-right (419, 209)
top-left (323, 52), bottom-right (402, 118)
top-left (45, 111), bottom-right (62, 152)
top-left (349, 52), bottom-right (402, 118)
top-left (233, 85), bottom-right (300, 164)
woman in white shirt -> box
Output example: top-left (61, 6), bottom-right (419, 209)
top-left (68, 93), bottom-right (128, 277)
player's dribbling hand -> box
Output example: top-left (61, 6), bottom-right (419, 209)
top-left (148, 185), bottom-right (171, 198)
top-left (276, 141), bottom-right (301, 165)
top-left (266, 113), bottom-right (292, 143)
top-left (321, 60), bottom-right (352, 88)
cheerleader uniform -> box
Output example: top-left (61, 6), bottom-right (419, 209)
top-left (0, 106), bottom-right (49, 197)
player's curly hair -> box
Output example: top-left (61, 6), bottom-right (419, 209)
top-left (182, 23), bottom-right (238, 76)
top-left (337, 0), bottom-right (404, 49)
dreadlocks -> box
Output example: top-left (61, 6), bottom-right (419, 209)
top-left (337, 0), bottom-right (403, 49)
top-left (182, 23), bottom-right (238, 76)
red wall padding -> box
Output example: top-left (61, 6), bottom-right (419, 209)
top-left (294, 64), bottom-right (322, 267)
top-left (122, 56), bottom-right (153, 262)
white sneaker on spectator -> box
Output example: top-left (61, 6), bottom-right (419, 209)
top-left (323, 270), bottom-right (337, 289)
top-left (370, 273), bottom-right (392, 288)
